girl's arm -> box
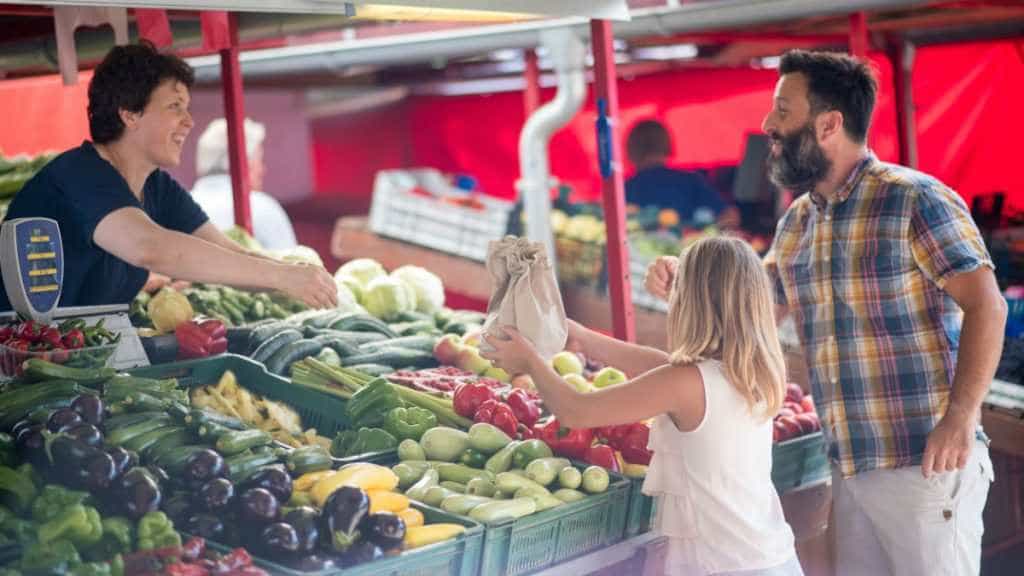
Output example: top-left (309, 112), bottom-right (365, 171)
top-left (569, 320), bottom-right (669, 378)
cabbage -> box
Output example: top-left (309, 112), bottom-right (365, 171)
top-left (362, 276), bottom-right (414, 320)
top-left (334, 274), bottom-right (364, 303)
top-left (335, 258), bottom-right (386, 288)
top-left (270, 245), bottom-right (323, 267)
top-left (391, 265), bottom-right (445, 314)
top-left (335, 282), bottom-right (366, 315)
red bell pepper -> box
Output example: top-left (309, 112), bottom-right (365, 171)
top-left (474, 399), bottom-right (499, 424)
top-left (164, 563), bottom-right (209, 576)
top-left (557, 428), bottom-right (595, 460)
top-left (454, 382), bottom-right (498, 419)
top-left (505, 389), bottom-right (540, 428)
top-left (0, 324), bottom-right (13, 343)
top-left (618, 424), bottom-right (652, 465)
top-left (533, 419), bottom-right (559, 446)
top-left (198, 319), bottom-right (226, 341)
top-left (62, 329), bottom-right (86, 350)
top-left (585, 444), bottom-right (621, 472)
top-left (490, 403), bottom-right (519, 438)
top-left (176, 321), bottom-right (213, 359)
top-left (16, 320), bottom-right (44, 342)
top-left (39, 326), bottom-right (63, 349)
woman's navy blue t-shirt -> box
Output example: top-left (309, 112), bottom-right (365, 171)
top-left (0, 142), bottom-right (208, 310)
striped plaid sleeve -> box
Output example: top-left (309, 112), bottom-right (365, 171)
top-left (909, 182), bottom-right (994, 288)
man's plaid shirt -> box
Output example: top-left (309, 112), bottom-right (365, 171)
top-left (764, 152), bottom-right (993, 477)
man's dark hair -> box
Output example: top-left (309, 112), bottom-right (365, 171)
top-left (626, 119), bottom-right (672, 166)
top-left (88, 41), bottom-right (194, 144)
top-left (779, 50), bottom-right (877, 143)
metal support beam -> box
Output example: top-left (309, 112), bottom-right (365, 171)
top-left (590, 19), bottom-right (635, 343)
top-left (523, 48), bottom-right (540, 116)
top-left (219, 12), bottom-right (253, 233)
top-left (849, 11), bottom-right (869, 58)
top-left (887, 37), bottom-right (918, 168)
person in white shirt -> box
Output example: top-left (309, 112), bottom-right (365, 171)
top-left (191, 117), bottom-right (297, 250)
top-left (482, 236), bottom-right (802, 576)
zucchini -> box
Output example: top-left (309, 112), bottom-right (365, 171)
top-left (226, 453), bottom-right (281, 483)
top-left (389, 321), bottom-right (437, 337)
top-left (345, 364), bottom-right (395, 377)
top-left (395, 311), bottom-right (434, 324)
top-left (144, 428), bottom-right (196, 461)
top-left (123, 426), bottom-right (185, 455)
top-left (25, 398), bottom-right (73, 424)
top-left (286, 445), bottom-right (333, 475)
top-left (329, 314), bottom-right (399, 338)
top-left (21, 359), bottom-right (116, 384)
top-left (106, 416), bottom-right (173, 446)
top-left (247, 321), bottom-right (297, 349)
top-left (216, 429), bottom-right (273, 456)
top-left (121, 391), bottom-right (169, 413)
top-left (342, 348), bottom-right (437, 370)
top-left (196, 422), bottom-right (234, 441)
top-left (302, 310), bottom-right (348, 329)
top-left (0, 380), bottom-right (82, 429)
top-left (154, 445), bottom-right (209, 475)
top-left (250, 328), bottom-right (303, 363)
top-left (104, 411), bottom-right (168, 431)
top-left (266, 339), bottom-right (323, 375)
top-left (358, 335), bottom-right (439, 354)
top-left (185, 409), bottom-right (247, 432)
top-left (310, 335), bottom-right (360, 358)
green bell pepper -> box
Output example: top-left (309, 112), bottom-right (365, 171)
top-left (345, 378), bottom-right (405, 429)
top-left (20, 539), bottom-right (80, 574)
top-left (0, 504), bottom-right (36, 545)
top-left (0, 465), bottom-right (37, 514)
top-left (330, 428), bottom-right (398, 458)
top-left (384, 407), bottom-right (437, 442)
top-left (38, 505), bottom-right (103, 548)
top-left (84, 517), bottom-right (133, 562)
top-left (459, 448), bottom-right (489, 469)
top-left (136, 511), bottom-right (180, 551)
top-left (31, 485), bottom-right (89, 523)
top-left (511, 439), bottom-right (554, 470)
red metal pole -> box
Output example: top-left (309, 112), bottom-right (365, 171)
top-left (849, 11), bottom-right (869, 59)
top-left (220, 12), bottom-right (253, 234)
top-left (523, 49), bottom-right (540, 117)
top-left (590, 19), bottom-right (635, 343)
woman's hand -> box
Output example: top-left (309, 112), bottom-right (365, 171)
top-left (644, 256), bottom-right (678, 301)
top-left (481, 326), bottom-right (543, 376)
top-left (276, 263), bottom-right (338, 309)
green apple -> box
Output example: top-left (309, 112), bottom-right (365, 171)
top-left (564, 374), bottom-right (593, 393)
top-left (551, 351), bottom-right (584, 376)
top-left (593, 367), bottom-right (627, 388)
top-left (457, 347), bottom-right (492, 375)
top-left (484, 366), bottom-right (511, 383)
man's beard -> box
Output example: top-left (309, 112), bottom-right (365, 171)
top-left (767, 122), bottom-right (832, 193)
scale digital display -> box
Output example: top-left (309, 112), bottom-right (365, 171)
top-left (1, 218), bottom-right (64, 321)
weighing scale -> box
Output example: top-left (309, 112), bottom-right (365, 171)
top-left (1, 217), bottom-right (150, 372)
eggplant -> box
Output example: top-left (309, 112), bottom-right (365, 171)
top-left (284, 554), bottom-right (332, 573)
top-left (183, 449), bottom-right (225, 487)
top-left (162, 492), bottom-right (194, 525)
top-left (197, 478), bottom-right (234, 513)
top-left (46, 408), bottom-right (82, 433)
top-left (260, 522), bottom-right (301, 560)
top-left (146, 465), bottom-right (170, 486)
top-left (50, 435), bottom-right (102, 471)
top-left (185, 513), bottom-right (226, 541)
top-left (15, 426), bottom-right (49, 471)
top-left (237, 488), bottom-right (280, 526)
top-left (64, 423), bottom-right (103, 447)
top-left (71, 394), bottom-right (104, 427)
top-left (361, 512), bottom-right (406, 551)
top-left (337, 540), bottom-right (382, 568)
top-left (105, 446), bottom-right (137, 477)
top-left (284, 506), bottom-right (320, 554)
top-left (240, 466), bottom-right (292, 503)
top-left (116, 467), bottom-right (162, 520)
top-left (10, 419), bottom-right (33, 440)
top-left (320, 486), bottom-right (370, 553)
top-left (84, 451), bottom-right (118, 492)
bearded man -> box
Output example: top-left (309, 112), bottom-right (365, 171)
top-left (645, 50), bottom-right (1007, 576)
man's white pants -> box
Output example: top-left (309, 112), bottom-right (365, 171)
top-left (833, 440), bottom-right (994, 576)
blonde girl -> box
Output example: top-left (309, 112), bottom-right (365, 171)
top-left (483, 237), bottom-right (802, 576)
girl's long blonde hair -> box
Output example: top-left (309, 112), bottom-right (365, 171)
top-left (666, 237), bottom-right (786, 420)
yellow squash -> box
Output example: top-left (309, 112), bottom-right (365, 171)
top-left (312, 463), bottom-right (399, 507)
top-left (403, 524), bottom-right (465, 550)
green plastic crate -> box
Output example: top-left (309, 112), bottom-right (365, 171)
top-left (624, 476), bottom-right (654, 537)
top-left (129, 354), bottom-right (352, 438)
top-left (771, 431), bottom-right (829, 492)
top-left (200, 503), bottom-right (484, 576)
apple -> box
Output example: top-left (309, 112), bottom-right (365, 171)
top-left (484, 366), bottom-right (511, 383)
top-left (776, 416), bottom-right (803, 440)
top-left (456, 347), bottom-right (492, 375)
top-left (593, 367), bottom-right (627, 389)
top-left (800, 395), bottom-right (816, 415)
top-left (795, 413), bottom-right (820, 434)
top-left (511, 374), bottom-right (536, 391)
top-left (785, 383), bottom-right (805, 404)
top-left (462, 329), bottom-right (484, 349)
top-left (783, 401), bottom-right (804, 415)
top-left (776, 407), bottom-right (796, 420)
top-left (551, 351), bottom-right (584, 376)
top-left (564, 374), bottom-right (593, 393)
top-left (773, 420), bottom-right (788, 443)
top-left (433, 334), bottom-right (464, 366)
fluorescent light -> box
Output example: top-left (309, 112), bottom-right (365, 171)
top-left (631, 43), bottom-right (698, 61)
top-left (354, 4), bottom-right (539, 22)
top-left (758, 56), bottom-right (781, 69)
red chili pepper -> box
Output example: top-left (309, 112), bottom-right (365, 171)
top-left (217, 548), bottom-right (254, 572)
top-left (16, 320), bottom-right (44, 342)
top-left (222, 568), bottom-right (269, 576)
top-left (62, 329), bottom-right (86, 350)
top-left (585, 444), bottom-right (621, 472)
top-left (556, 428), bottom-right (595, 460)
top-left (618, 424), bottom-right (652, 465)
top-left (491, 403), bottom-right (519, 438)
top-left (39, 326), bottom-right (63, 349)
top-left (164, 563), bottom-right (209, 576)
top-left (454, 382), bottom-right (498, 419)
top-left (197, 319), bottom-right (226, 341)
top-left (181, 537), bottom-right (206, 562)
top-left (0, 325), bottom-right (13, 342)
top-left (176, 321), bottom-right (212, 360)
top-left (505, 389), bottom-right (540, 428)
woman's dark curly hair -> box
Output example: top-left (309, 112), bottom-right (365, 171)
top-left (88, 41), bottom-right (194, 144)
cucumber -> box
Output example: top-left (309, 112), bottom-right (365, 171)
top-left (345, 364), bottom-right (395, 377)
top-left (216, 429), bottom-right (273, 456)
top-left (250, 329), bottom-right (303, 363)
top-left (303, 310), bottom-right (348, 329)
top-left (469, 498), bottom-right (537, 524)
top-left (342, 348), bottom-right (437, 370)
top-left (305, 330), bottom-right (388, 346)
top-left (389, 321), bottom-right (437, 337)
top-left (330, 315), bottom-right (399, 338)
top-left (21, 359), bottom-right (116, 384)
top-left (286, 446), bottom-right (333, 475)
top-left (248, 321), bottom-right (298, 350)
top-left (226, 453), bottom-right (281, 483)
top-left (310, 335), bottom-right (360, 358)
top-left (106, 416), bottom-right (173, 446)
top-left (358, 335), bottom-right (439, 354)
top-left (266, 339), bottom-right (323, 375)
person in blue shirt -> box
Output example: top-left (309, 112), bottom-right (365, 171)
top-left (0, 42), bottom-right (336, 312)
top-left (625, 119), bottom-right (740, 229)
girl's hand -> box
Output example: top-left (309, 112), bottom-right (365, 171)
top-left (481, 326), bottom-right (542, 375)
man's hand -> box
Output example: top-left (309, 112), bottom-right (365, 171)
top-left (277, 263), bottom-right (338, 309)
top-left (921, 403), bottom-right (975, 478)
top-left (644, 256), bottom-right (678, 301)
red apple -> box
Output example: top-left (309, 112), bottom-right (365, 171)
top-left (785, 383), bottom-right (804, 404)
top-left (777, 416), bottom-right (803, 440)
top-left (800, 395), bottom-right (816, 414)
top-left (783, 401), bottom-right (804, 415)
top-left (433, 334), bottom-right (464, 366)
top-left (773, 420), bottom-right (789, 443)
top-left (795, 413), bottom-right (820, 434)
top-left (776, 407), bottom-right (796, 420)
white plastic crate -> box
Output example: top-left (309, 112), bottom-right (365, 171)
top-left (629, 252), bottom-right (669, 312)
top-left (368, 169), bottom-right (515, 262)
